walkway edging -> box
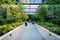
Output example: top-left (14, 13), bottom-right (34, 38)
top-left (0, 24), bottom-right (24, 40)
top-left (36, 24), bottom-right (60, 40)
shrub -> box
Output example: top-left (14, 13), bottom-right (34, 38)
top-left (38, 22), bottom-right (60, 35)
top-left (51, 27), bottom-right (60, 35)
top-left (0, 25), bottom-right (8, 36)
top-left (0, 29), bottom-right (4, 36)
top-left (7, 19), bottom-right (16, 24)
top-left (0, 19), bottom-right (7, 25)
top-left (0, 25), bottom-right (5, 36)
top-left (6, 24), bottom-right (13, 30)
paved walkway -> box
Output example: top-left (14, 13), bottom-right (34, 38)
top-left (15, 23), bottom-right (45, 40)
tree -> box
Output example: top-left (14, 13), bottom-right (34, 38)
top-left (46, 0), bottom-right (60, 4)
top-left (36, 5), bottom-right (48, 21)
top-left (0, 0), bottom-right (17, 4)
top-left (22, 14), bottom-right (28, 21)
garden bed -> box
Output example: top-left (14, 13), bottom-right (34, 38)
top-left (37, 22), bottom-right (60, 35)
top-left (36, 24), bottom-right (60, 40)
top-left (0, 22), bottom-right (23, 36)
top-left (0, 23), bottom-right (24, 40)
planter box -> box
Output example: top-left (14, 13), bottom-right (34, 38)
top-left (36, 24), bottom-right (60, 40)
top-left (0, 23), bottom-right (60, 40)
top-left (0, 24), bottom-right (24, 40)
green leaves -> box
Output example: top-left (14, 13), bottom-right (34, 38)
top-left (0, 22), bottom-right (23, 36)
top-left (32, 5), bottom-right (60, 35)
top-left (42, 0), bottom-right (60, 4)
top-left (22, 14), bottom-right (28, 21)
top-left (40, 22), bottom-right (60, 35)
top-left (0, 0), bottom-right (28, 36)
top-left (36, 5), bottom-right (48, 21)
top-left (0, 0), bottom-right (17, 4)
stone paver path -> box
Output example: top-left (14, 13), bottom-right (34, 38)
top-left (15, 23), bottom-right (45, 40)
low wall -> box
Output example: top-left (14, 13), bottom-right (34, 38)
top-left (0, 24), bottom-right (24, 40)
top-left (0, 23), bottom-right (60, 40)
top-left (36, 24), bottom-right (60, 40)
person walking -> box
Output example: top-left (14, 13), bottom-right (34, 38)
top-left (25, 21), bottom-right (27, 26)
